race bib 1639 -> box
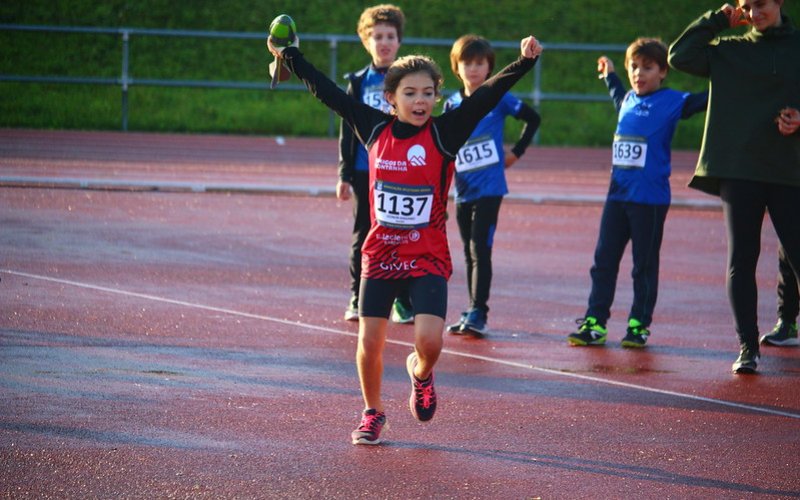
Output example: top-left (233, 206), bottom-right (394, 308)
top-left (612, 135), bottom-right (647, 169)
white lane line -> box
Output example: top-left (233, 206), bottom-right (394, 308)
top-left (4, 269), bottom-right (798, 420)
top-left (0, 176), bottom-right (720, 209)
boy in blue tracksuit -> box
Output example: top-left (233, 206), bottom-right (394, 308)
top-left (337, 4), bottom-right (413, 324)
top-left (443, 34), bottom-right (541, 336)
top-left (567, 37), bottom-right (707, 347)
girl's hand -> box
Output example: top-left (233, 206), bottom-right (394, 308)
top-left (520, 36), bottom-right (543, 59)
top-left (776, 107), bottom-right (800, 136)
top-left (721, 4), bottom-right (749, 28)
top-left (597, 56), bottom-right (615, 79)
top-left (267, 34), bottom-right (299, 58)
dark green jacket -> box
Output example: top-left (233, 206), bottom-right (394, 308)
top-left (668, 11), bottom-right (800, 196)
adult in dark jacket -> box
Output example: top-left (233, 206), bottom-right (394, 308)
top-left (669, 0), bottom-right (800, 373)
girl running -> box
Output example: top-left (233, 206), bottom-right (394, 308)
top-left (268, 29), bottom-right (542, 444)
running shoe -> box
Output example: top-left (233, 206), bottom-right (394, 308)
top-left (351, 408), bottom-right (386, 445)
top-left (447, 311), bottom-right (468, 334)
top-left (759, 319), bottom-right (799, 347)
top-left (567, 316), bottom-right (607, 346)
top-left (406, 352), bottom-right (437, 421)
top-left (344, 295), bottom-right (358, 322)
top-left (732, 346), bottom-right (760, 374)
top-left (460, 308), bottom-right (488, 337)
top-left (621, 318), bottom-right (650, 348)
top-left (391, 298), bottom-right (414, 324)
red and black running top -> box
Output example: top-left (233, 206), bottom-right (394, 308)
top-left (363, 120), bottom-right (453, 279)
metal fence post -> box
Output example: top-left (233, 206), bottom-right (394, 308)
top-left (327, 37), bottom-right (338, 138)
top-left (121, 29), bottom-right (130, 131)
top-left (533, 56), bottom-right (542, 145)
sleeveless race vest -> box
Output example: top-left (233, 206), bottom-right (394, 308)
top-left (362, 120), bottom-right (454, 280)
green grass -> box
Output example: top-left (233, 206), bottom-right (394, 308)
top-left (2, 0), bottom-right (798, 146)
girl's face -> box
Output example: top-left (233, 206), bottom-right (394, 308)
top-left (385, 72), bottom-right (437, 127)
top-left (739, 0), bottom-right (783, 31)
top-left (457, 58), bottom-right (491, 93)
top-left (626, 55), bottom-right (667, 96)
top-left (364, 23), bottom-right (400, 68)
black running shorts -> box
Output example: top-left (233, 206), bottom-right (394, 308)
top-left (359, 274), bottom-right (447, 320)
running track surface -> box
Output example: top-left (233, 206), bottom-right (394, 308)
top-left (1, 129), bottom-right (798, 499)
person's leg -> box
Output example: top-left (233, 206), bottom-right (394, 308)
top-left (455, 200), bottom-right (475, 305)
top-left (351, 278), bottom-right (400, 445)
top-left (348, 172), bottom-right (371, 307)
top-left (459, 196), bottom-right (501, 335)
top-left (569, 200), bottom-right (630, 346)
top-left (356, 317), bottom-right (389, 411)
top-left (468, 196), bottom-right (502, 314)
top-left (776, 244), bottom-right (799, 323)
top-left (627, 203), bottom-right (669, 328)
top-left (720, 180), bottom-right (767, 352)
top-left (761, 244), bottom-right (800, 346)
top-left (761, 183), bottom-right (800, 346)
top-left (411, 314), bottom-right (445, 377)
top-left (586, 200), bottom-right (631, 326)
top-left (405, 275), bottom-right (447, 421)
top-left (448, 201), bottom-right (474, 333)
top-left (356, 278), bottom-right (397, 411)
top-left (719, 179), bottom-right (768, 373)
top-left (407, 275), bottom-right (447, 375)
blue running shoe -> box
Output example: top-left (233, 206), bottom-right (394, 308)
top-left (460, 308), bottom-right (488, 337)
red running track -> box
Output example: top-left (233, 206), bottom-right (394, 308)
top-left (1, 129), bottom-right (798, 498)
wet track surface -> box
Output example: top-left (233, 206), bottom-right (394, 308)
top-left (1, 130), bottom-right (799, 498)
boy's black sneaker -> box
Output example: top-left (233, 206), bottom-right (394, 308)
top-left (460, 308), bottom-right (488, 337)
top-left (567, 316), bottom-right (607, 346)
top-left (621, 318), bottom-right (649, 348)
top-left (447, 311), bottom-right (468, 334)
top-left (732, 346), bottom-right (760, 374)
top-left (759, 320), bottom-right (799, 347)
top-left (344, 295), bottom-right (359, 322)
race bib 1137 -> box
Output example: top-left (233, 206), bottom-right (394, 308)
top-left (374, 181), bottom-right (434, 229)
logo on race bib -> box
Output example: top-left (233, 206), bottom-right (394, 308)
top-left (407, 145), bottom-right (426, 166)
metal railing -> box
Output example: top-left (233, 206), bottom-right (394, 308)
top-left (0, 24), bottom-right (626, 134)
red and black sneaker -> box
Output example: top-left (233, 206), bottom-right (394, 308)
top-left (406, 352), bottom-right (437, 421)
top-left (351, 408), bottom-right (386, 445)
